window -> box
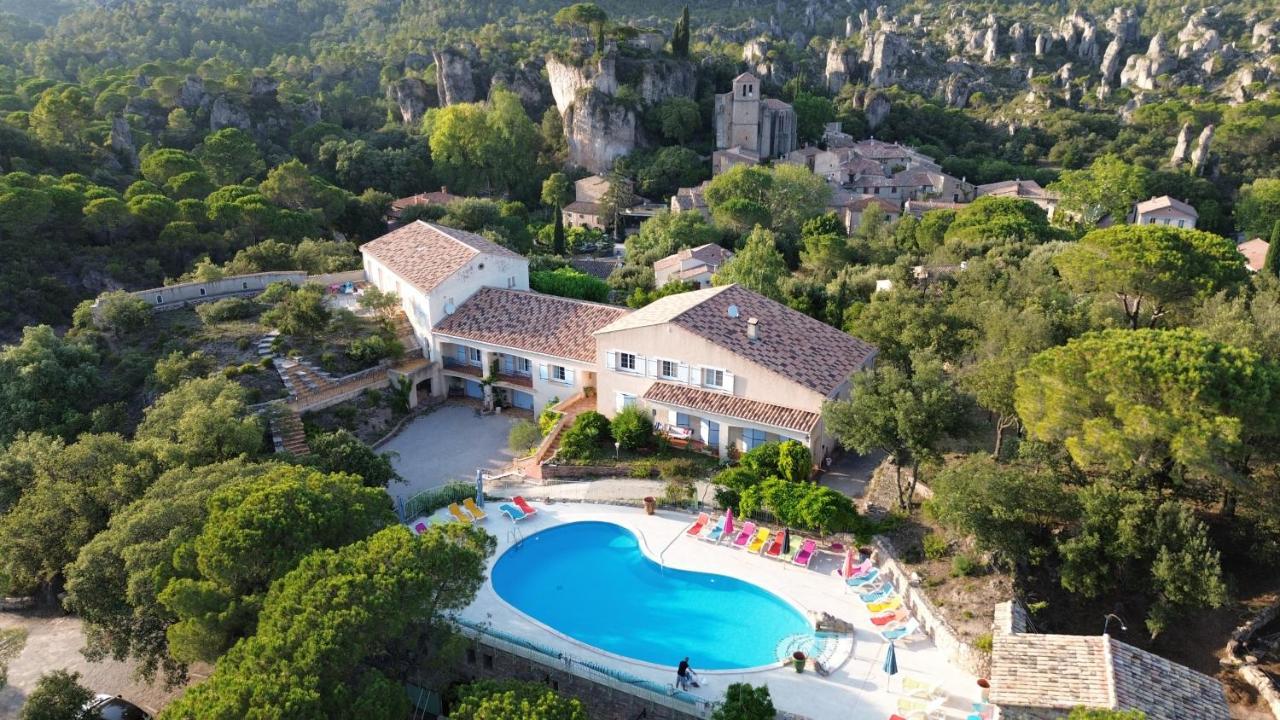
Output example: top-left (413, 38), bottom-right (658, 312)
top-left (660, 360), bottom-right (678, 379)
top-left (467, 347), bottom-right (482, 366)
top-left (1177, 219), bottom-right (1186, 228)
top-left (199, 288), bottom-right (206, 296)
top-left (743, 428), bottom-right (769, 451)
top-left (703, 368), bottom-right (724, 388)
top-left (618, 352), bottom-right (637, 372)
top-left (552, 365), bottom-right (567, 382)
top-left (616, 392), bottom-right (636, 411)
top-left (516, 357), bottom-right (531, 375)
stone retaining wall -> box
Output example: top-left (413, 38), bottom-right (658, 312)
top-left (100, 271), bottom-right (308, 316)
top-left (456, 637), bottom-right (703, 720)
top-left (1225, 599), bottom-right (1280, 720)
top-left (870, 535), bottom-right (992, 678)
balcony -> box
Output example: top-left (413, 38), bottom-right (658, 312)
top-left (493, 370), bottom-right (533, 388)
top-left (442, 357), bottom-right (483, 379)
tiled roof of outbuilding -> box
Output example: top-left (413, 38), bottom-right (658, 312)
top-left (433, 288), bottom-right (627, 363)
top-left (360, 222), bottom-right (522, 294)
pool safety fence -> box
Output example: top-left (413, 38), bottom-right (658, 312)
top-left (401, 482), bottom-right (477, 522)
top-left (454, 617), bottom-right (718, 718)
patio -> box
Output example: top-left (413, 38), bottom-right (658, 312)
top-left (382, 404), bottom-right (522, 509)
top-left (424, 502), bottom-right (983, 720)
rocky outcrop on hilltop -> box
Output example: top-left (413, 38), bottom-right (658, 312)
top-left (1190, 124), bottom-right (1214, 175)
top-left (210, 95), bottom-right (251, 131)
top-left (1171, 122), bottom-right (1193, 166)
top-left (386, 77), bottom-right (432, 124)
top-left (864, 30), bottom-right (912, 88)
top-left (491, 59), bottom-right (551, 113)
top-left (825, 40), bottom-right (857, 93)
top-left (434, 47), bottom-right (479, 106)
top-left (1120, 34), bottom-right (1173, 91)
top-left (546, 45), bottom-right (695, 173)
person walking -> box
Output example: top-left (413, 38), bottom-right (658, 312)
top-left (676, 657), bottom-right (699, 690)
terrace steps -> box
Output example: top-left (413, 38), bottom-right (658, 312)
top-left (270, 409), bottom-right (310, 455)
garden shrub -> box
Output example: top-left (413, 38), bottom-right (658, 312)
top-left (662, 478), bottom-right (696, 506)
top-left (714, 466), bottom-right (763, 492)
top-left (611, 406), bottom-right (652, 450)
top-left (655, 457), bottom-right (702, 480)
top-left (195, 297), bottom-right (258, 324)
top-left (923, 532), bottom-right (949, 560)
top-left (573, 411), bottom-right (612, 443)
top-left (537, 406), bottom-right (563, 435)
top-left (740, 441), bottom-right (782, 477)
top-left (951, 553), bottom-right (979, 577)
top-left (776, 440), bottom-right (812, 483)
top-left (557, 411), bottom-right (611, 462)
top-left (346, 334), bottom-right (403, 365)
top-left (740, 476), bottom-right (858, 534)
top-left (508, 420), bottom-right (541, 455)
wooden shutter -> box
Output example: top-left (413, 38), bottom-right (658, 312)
top-left (646, 357), bottom-right (658, 378)
top-left (606, 350), bottom-right (616, 370)
top-left (689, 365), bottom-right (701, 386)
top-left (677, 362), bottom-right (689, 382)
top-left (565, 369), bottom-right (576, 385)
top-left (723, 371), bottom-right (736, 394)
top-left (539, 363), bottom-right (548, 380)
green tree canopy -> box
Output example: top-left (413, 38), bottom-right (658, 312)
top-left (1054, 225), bottom-right (1248, 329)
top-left (159, 523), bottom-right (494, 720)
top-left (1015, 328), bottom-right (1280, 487)
top-left (1236, 178), bottom-right (1280, 239)
top-left (624, 210), bottom-right (721, 267)
top-left (1048, 154), bottom-right (1148, 227)
top-left (158, 466), bottom-right (396, 663)
top-left (135, 376), bottom-right (263, 467)
top-left (941, 196), bottom-right (1059, 258)
top-left (18, 670), bottom-right (95, 720)
top-left (713, 226), bottom-right (788, 300)
top-left (0, 324), bottom-right (100, 444)
top-left (711, 683), bottom-right (776, 720)
top-left (451, 680), bottom-right (587, 720)
top-left (197, 128), bottom-right (265, 185)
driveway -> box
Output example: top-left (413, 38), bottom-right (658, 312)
top-left (382, 404), bottom-right (520, 507)
top-left (819, 450), bottom-right (884, 499)
top-left (0, 612), bottom-right (187, 719)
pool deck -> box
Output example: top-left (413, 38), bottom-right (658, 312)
top-left (422, 501), bottom-right (982, 720)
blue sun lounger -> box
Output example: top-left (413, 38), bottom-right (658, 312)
top-left (500, 503), bottom-right (527, 521)
top-left (859, 583), bottom-right (895, 603)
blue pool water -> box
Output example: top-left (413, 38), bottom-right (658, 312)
top-left (491, 521), bottom-right (814, 670)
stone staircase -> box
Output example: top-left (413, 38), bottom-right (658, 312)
top-left (517, 393), bottom-right (597, 479)
top-left (269, 408), bottom-right (310, 455)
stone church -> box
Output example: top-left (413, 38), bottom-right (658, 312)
top-left (713, 72), bottom-right (798, 168)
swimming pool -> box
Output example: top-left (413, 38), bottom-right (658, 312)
top-left (491, 521), bottom-right (815, 670)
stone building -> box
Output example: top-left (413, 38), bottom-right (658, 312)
top-left (713, 73), bottom-right (798, 162)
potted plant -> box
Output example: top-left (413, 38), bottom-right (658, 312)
top-left (792, 651), bottom-right (806, 673)
top-left (643, 496), bottom-right (656, 515)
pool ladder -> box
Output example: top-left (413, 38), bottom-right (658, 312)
top-left (507, 524), bottom-right (524, 548)
top-left (657, 531), bottom-right (682, 572)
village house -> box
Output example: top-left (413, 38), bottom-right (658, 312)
top-left (1130, 195), bottom-right (1199, 228)
top-left (840, 196), bottom-right (902, 233)
top-left (975, 179), bottom-right (1060, 219)
top-left (561, 174), bottom-right (612, 231)
top-left (1237, 237), bottom-right (1270, 272)
top-left (388, 187), bottom-right (466, 220)
top-left (652, 243), bottom-right (734, 288)
top-left (669, 181), bottom-right (710, 215)
top-left (782, 146), bottom-right (842, 180)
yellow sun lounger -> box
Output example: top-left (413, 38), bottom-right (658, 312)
top-left (896, 696), bottom-right (945, 719)
top-left (901, 675), bottom-right (944, 699)
top-left (448, 503), bottom-right (473, 524)
top-left (745, 528), bottom-right (771, 554)
top-left (463, 497), bottom-right (487, 521)
top-left (866, 595), bottom-right (902, 613)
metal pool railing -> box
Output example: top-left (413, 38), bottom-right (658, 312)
top-left (453, 617), bottom-right (718, 717)
top-left (400, 482), bottom-right (475, 521)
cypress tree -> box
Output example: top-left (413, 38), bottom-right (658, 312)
top-left (553, 208), bottom-right (566, 256)
top-left (673, 6), bottom-right (691, 57)
top-left (1264, 220), bottom-right (1280, 276)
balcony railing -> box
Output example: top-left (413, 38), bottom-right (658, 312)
top-left (442, 357), bottom-right (482, 378)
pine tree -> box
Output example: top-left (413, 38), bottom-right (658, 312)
top-left (1265, 220), bottom-right (1280, 277)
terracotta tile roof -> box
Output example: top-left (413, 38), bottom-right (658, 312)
top-left (360, 221), bottom-right (523, 294)
top-left (904, 199), bottom-right (968, 216)
top-left (653, 244), bottom-right (734, 272)
top-left (433, 288), bottom-right (628, 363)
top-left (990, 633), bottom-right (1230, 720)
top-left (1237, 238), bottom-right (1269, 272)
top-left (849, 196), bottom-right (901, 213)
top-left (570, 258), bottom-right (621, 280)
top-left (976, 179), bottom-right (1055, 200)
top-left (390, 190), bottom-right (464, 213)
top-left (564, 200), bottom-right (606, 216)
top-left (642, 382), bottom-right (820, 434)
top-left (1135, 195), bottom-right (1198, 218)
top-left (597, 284), bottom-right (877, 395)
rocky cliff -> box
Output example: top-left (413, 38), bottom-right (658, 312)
top-left (434, 47), bottom-right (479, 106)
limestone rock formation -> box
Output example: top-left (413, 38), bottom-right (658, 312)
top-left (1120, 34), bottom-right (1172, 91)
top-left (210, 96), bottom-right (251, 131)
top-left (1252, 20), bottom-right (1276, 51)
top-left (864, 30), bottom-right (911, 87)
top-left (1107, 7), bottom-right (1140, 45)
top-left (433, 47), bottom-right (478, 106)
top-left (846, 15), bottom-right (855, 38)
top-left (862, 89), bottom-right (892, 130)
top-left (386, 77), bottom-right (432, 125)
top-left (1078, 24), bottom-right (1098, 62)
top-left (825, 40), bottom-right (855, 93)
top-left (1170, 122), bottom-right (1192, 166)
top-left (490, 60), bottom-right (550, 113)
top-left (1100, 37), bottom-right (1124, 85)
top-left (563, 91), bottom-right (635, 175)
top-left (1035, 33), bottom-right (1049, 57)
top-left (983, 23), bottom-right (999, 64)
top-left (109, 116), bottom-right (138, 170)
top-left (1190, 124), bottom-right (1214, 175)
top-left (1008, 22), bottom-right (1029, 54)
top-left (250, 76), bottom-right (279, 98)
top-left (178, 75), bottom-right (208, 110)
top-left (942, 73), bottom-right (975, 108)
top-left (547, 53), bottom-right (618, 116)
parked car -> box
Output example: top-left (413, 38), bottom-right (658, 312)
top-left (85, 694), bottom-right (152, 720)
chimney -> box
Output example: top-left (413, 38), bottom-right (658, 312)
top-left (746, 317), bottom-right (759, 341)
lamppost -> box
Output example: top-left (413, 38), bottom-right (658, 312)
top-left (1103, 613), bottom-right (1127, 636)
top-left (614, 441), bottom-right (621, 459)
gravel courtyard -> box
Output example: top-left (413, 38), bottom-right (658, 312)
top-left (382, 404), bottom-right (521, 507)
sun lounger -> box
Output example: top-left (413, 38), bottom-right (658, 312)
top-left (513, 496), bottom-right (538, 516)
top-left (859, 584), bottom-right (895, 603)
top-left (846, 568), bottom-right (880, 587)
top-left (840, 557), bottom-right (873, 579)
top-left (448, 503), bottom-right (473, 524)
top-left (700, 515), bottom-right (726, 542)
top-left (413, 522), bottom-right (428, 535)
top-left (866, 596), bottom-right (902, 613)
top-left (791, 539), bottom-right (817, 567)
top-left (463, 498), bottom-right (487, 521)
top-left (499, 503), bottom-right (526, 521)
top-left (896, 696), bottom-right (945, 719)
top-left (745, 528), bottom-right (771, 553)
top-left (686, 512), bottom-right (711, 536)
top-left (764, 532), bottom-right (784, 558)
top-left (871, 609), bottom-right (909, 626)
top-left (901, 675), bottom-right (944, 699)
top-left (731, 522), bottom-right (758, 548)
top-left (881, 619), bottom-right (920, 642)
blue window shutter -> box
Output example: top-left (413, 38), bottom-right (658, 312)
top-left (539, 364), bottom-right (548, 380)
